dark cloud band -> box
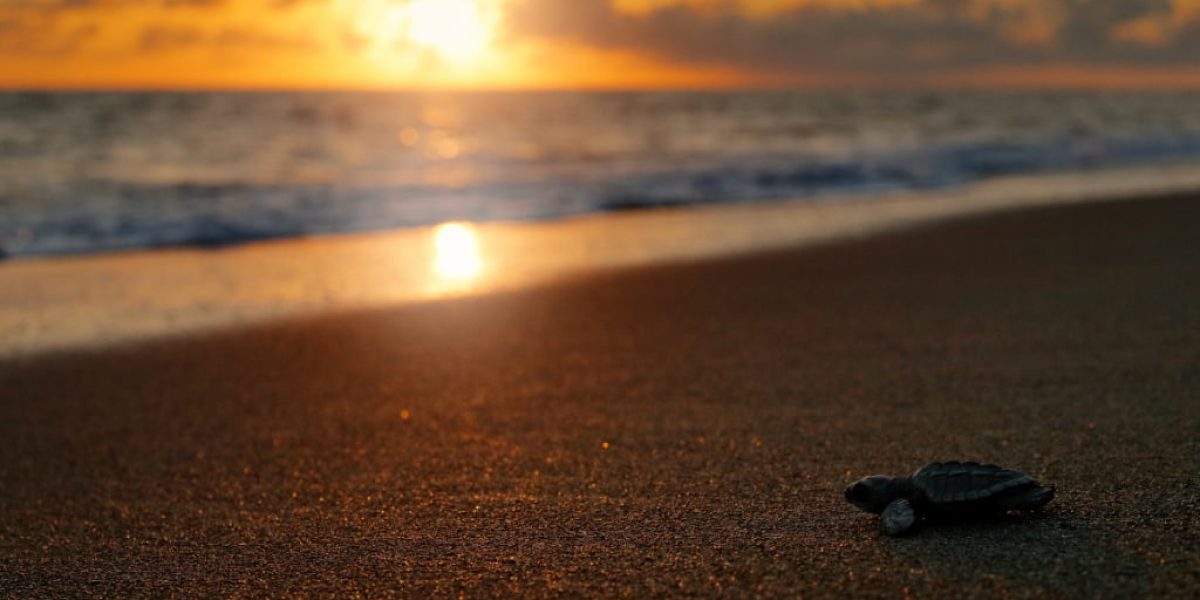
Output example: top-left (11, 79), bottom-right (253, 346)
top-left (506, 0), bottom-right (1200, 75)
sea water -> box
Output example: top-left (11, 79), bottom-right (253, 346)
top-left (3, 89), bottom-right (1200, 258)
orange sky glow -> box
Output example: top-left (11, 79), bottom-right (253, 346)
top-left (3, 0), bottom-right (1200, 90)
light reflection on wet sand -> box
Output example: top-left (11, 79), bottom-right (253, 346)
top-left (2, 162), bottom-right (1200, 358)
top-left (432, 222), bottom-right (484, 291)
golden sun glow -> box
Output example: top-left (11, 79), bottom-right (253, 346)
top-left (406, 0), bottom-right (496, 63)
top-left (433, 222), bottom-right (484, 281)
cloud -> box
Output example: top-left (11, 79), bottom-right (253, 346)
top-left (271, 0), bottom-right (332, 7)
top-left (505, 0), bottom-right (1200, 76)
top-left (161, 0), bottom-right (228, 6)
top-left (138, 25), bottom-right (207, 51)
top-left (2, 0), bottom-right (228, 10)
top-left (0, 20), bottom-right (97, 55)
top-left (214, 27), bottom-right (319, 50)
top-left (0, 0), bottom-right (322, 58)
top-left (138, 24), bottom-right (320, 52)
top-left (0, 4), bottom-right (99, 56)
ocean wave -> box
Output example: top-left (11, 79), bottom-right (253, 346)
top-left (4, 91), bottom-right (1200, 258)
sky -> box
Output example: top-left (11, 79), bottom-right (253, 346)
top-left (3, 0), bottom-right (1200, 89)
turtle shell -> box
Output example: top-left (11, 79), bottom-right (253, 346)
top-left (911, 461), bottom-right (1035, 504)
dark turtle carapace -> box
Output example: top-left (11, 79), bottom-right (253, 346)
top-left (844, 461), bottom-right (1054, 536)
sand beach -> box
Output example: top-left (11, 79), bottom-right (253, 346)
top-left (2, 191), bottom-right (1199, 597)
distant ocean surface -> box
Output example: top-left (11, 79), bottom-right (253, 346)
top-left (3, 90), bottom-right (1200, 258)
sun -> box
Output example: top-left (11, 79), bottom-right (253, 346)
top-left (406, 0), bottom-right (496, 63)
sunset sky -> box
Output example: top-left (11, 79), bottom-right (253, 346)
top-left (3, 0), bottom-right (1200, 90)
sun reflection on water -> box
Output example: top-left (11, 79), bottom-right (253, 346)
top-left (433, 222), bottom-right (483, 282)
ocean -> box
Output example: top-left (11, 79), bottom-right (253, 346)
top-left (3, 89), bottom-right (1200, 258)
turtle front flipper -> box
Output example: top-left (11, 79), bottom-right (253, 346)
top-left (880, 498), bottom-right (917, 536)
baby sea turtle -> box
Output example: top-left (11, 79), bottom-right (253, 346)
top-left (844, 461), bottom-right (1054, 536)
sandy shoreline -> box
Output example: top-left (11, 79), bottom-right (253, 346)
top-left (3, 192), bottom-right (1199, 596)
top-left (4, 161), bottom-right (1200, 359)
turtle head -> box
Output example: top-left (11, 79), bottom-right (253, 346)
top-left (844, 475), bottom-right (902, 514)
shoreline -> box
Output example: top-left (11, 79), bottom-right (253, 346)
top-left (3, 191), bottom-right (1198, 596)
top-left (4, 160), bottom-right (1200, 359)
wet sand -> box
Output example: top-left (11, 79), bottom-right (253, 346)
top-left (7, 162), bottom-right (1200, 359)
top-left (3, 194), bottom-right (1199, 597)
